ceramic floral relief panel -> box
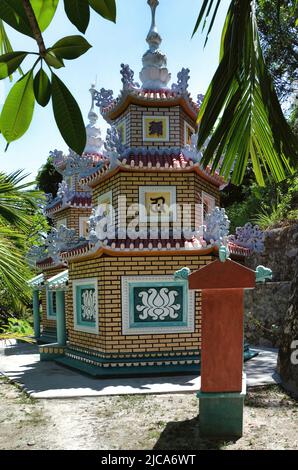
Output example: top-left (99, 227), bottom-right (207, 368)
top-left (73, 279), bottom-right (98, 334)
top-left (122, 276), bottom-right (195, 335)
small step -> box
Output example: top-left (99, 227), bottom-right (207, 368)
top-left (37, 334), bottom-right (57, 345)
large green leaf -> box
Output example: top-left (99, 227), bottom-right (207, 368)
top-left (51, 35), bottom-right (92, 60)
top-left (0, 51), bottom-right (27, 79)
top-left (34, 68), bottom-right (51, 107)
top-left (89, 0), bottom-right (116, 22)
top-left (63, 0), bottom-right (90, 33)
top-left (51, 72), bottom-right (86, 155)
top-left (0, 71), bottom-right (35, 143)
top-left (0, 0), bottom-right (33, 38)
top-left (31, 0), bottom-right (59, 32)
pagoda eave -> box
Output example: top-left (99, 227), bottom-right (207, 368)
top-left (101, 90), bottom-right (199, 123)
top-left (80, 161), bottom-right (225, 189)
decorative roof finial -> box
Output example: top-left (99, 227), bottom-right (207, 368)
top-left (139, 0), bottom-right (171, 90)
top-left (85, 84), bottom-right (104, 154)
top-left (88, 83), bottom-right (97, 123)
top-left (146, 0), bottom-right (161, 51)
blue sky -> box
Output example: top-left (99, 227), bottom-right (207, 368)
top-left (0, 0), bottom-right (229, 181)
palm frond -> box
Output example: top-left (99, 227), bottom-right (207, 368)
top-left (0, 227), bottom-right (32, 301)
top-left (193, 0), bottom-right (298, 185)
top-left (0, 170), bottom-right (41, 231)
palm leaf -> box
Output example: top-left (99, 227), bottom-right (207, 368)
top-left (0, 170), bottom-right (40, 231)
top-left (193, 0), bottom-right (297, 185)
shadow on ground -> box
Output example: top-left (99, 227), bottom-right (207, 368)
top-left (153, 415), bottom-right (237, 450)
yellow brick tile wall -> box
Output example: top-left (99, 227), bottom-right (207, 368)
top-left (53, 207), bottom-right (92, 233)
top-left (92, 171), bottom-right (220, 233)
top-left (114, 104), bottom-right (197, 148)
top-left (66, 253), bottom-right (215, 354)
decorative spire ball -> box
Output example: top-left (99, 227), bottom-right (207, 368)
top-left (140, 0), bottom-right (171, 90)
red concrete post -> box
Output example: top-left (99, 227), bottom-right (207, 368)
top-left (189, 259), bottom-right (256, 393)
top-left (201, 289), bottom-right (244, 392)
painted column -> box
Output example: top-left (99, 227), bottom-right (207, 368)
top-left (56, 290), bottom-right (66, 346)
top-left (32, 290), bottom-right (40, 339)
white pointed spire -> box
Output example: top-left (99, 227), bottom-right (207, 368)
top-left (85, 84), bottom-right (104, 154)
top-left (139, 0), bottom-right (171, 90)
top-left (146, 0), bottom-right (161, 51)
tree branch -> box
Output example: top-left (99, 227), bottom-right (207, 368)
top-left (22, 0), bottom-right (46, 56)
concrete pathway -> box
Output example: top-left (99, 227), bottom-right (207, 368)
top-left (0, 340), bottom-right (280, 399)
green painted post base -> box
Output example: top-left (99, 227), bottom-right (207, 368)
top-left (197, 378), bottom-right (246, 439)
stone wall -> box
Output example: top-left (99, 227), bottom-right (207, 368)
top-left (277, 254), bottom-right (298, 397)
top-left (244, 282), bottom-right (291, 347)
top-left (246, 223), bottom-right (298, 281)
top-left (244, 223), bottom-right (298, 348)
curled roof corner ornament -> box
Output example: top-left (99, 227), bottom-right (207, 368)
top-left (197, 93), bottom-right (204, 107)
top-left (120, 64), bottom-right (140, 90)
top-left (219, 244), bottom-right (231, 263)
top-left (171, 68), bottom-right (190, 94)
top-left (182, 133), bottom-right (212, 164)
top-left (228, 222), bottom-right (265, 253)
top-left (49, 149), bottom-right (66, 173)
top-left (174, 267), bottom-right (191, 280)
top-left (94, 88), bottom-right (114, 109)
top-left (104, 126), bottom-right (125, 169)
top-left (203, 207), bottom-right (231, 245)
top-left (27, 245), bottom-right (47, 266)
top-left (57, 180), bottom-right (71, 201)
top-left (255, 265), bottom-right (273, 283)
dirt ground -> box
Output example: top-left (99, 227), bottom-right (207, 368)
top-left (0, 376), bottom-right (297, 450)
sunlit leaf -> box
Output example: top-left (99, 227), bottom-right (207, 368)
top-left (31, 0), bottom-right (59, 32)
top-left (0, 71), bottom-right (35, 143)
top-left (193, 0), bottom-right (297, 185)
top-left (0, 51), bottom-right (27, 79)
top-left (51, 72), bottom-right (86, 155)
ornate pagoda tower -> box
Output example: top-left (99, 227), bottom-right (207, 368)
top-left (28, 0), bottom-right (259, 372)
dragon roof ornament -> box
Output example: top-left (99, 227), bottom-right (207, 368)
top-left (104, 126), bottom-right (126, 169)
top-left (29, 225), bottom-right (86, 267)
top-left (203, 207), bottom-right (231, 245)
top-left (94, 87), bottom-right (114, 109)
top-left (171, 68), bottom-right (190, 94)
top-left (120, 64), bottom-right (140, 90)
top-left (228, 223), bottom-right (265, 253)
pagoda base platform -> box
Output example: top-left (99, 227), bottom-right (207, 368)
top-left (54, 346), bottom-right (201, 377)
top-left (51, 344), bottom-right (258, 378)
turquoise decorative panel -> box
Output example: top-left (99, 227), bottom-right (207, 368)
top-left (73, 279), bottom-right (98, 334)
top-left (122, 276), bottom-right (195, 335)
